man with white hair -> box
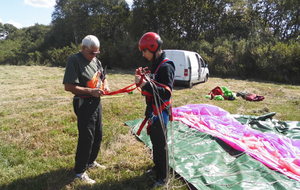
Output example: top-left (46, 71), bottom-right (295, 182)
top-left (63, 35), bottom-right (109, 184)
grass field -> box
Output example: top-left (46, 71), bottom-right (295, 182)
top-left (0, 65), bottom-right (299, 190)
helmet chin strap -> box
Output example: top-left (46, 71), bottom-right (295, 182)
top-left (151, 52), bottom-right (156, 62)
top-left (151, 49), bottom-right (162, 62)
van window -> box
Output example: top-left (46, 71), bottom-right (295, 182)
top-left (200, 58), bottom-right (206, 67)
top-left (195, 54), bottom-right (200, 66)
top-left (195, 54), bottom-right (205, 67)
top-left (190, 54), bottom-right (198, 66)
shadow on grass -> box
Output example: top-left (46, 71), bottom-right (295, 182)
top-left (0, 168), bottom-right (165, 190)
top-left (0, 168), bottom-right (74, 190)
top-left (89, 173), bottom-right (153, 190)
top-left (90, 171), bottom-right (196, 190)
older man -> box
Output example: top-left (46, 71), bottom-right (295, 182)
top-left (63, 35), bottom-right (109, 184)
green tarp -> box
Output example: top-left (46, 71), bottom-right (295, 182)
top-left (233, 112), bottom-right (300, 140)
top-left (125, 114), bottom-right (300, 190)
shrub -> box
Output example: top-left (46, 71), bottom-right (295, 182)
top-left (45, 44), bottom-right (79, 67)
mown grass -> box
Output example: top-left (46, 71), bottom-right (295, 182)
top-left (0, 65), bottom-right (299, 190)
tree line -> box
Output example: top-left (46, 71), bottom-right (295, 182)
top-left (0, 0), bottom-right (299, 84)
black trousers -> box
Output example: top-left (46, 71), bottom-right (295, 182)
top-left (149, 111), bottom-right (169, 181)
top-left (73, 97), bottom-right (102, 174)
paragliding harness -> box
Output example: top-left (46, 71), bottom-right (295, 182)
top-left (208, 86), bottom-right (236, 100)
top-left (208, 86), bottom-right (224, 99)
top-left (136, 58), bottom-right (173, 136)
top-left (80, 57), bottom-right (173, 136)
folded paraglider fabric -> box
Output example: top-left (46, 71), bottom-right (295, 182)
top-left (125, 106), bottom-right (300, 189)
top-left (172, 104), bottom-right (300, 181)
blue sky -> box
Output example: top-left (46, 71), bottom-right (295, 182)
top-left (0, 0), bottom-right (133, 28)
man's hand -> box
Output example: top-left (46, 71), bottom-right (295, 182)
top-left (99, 85), bottom-right (110, 95)
top-left (90, 88), bottom-right (102, 97)
top-left (103, 85), bottom-right (110, 93)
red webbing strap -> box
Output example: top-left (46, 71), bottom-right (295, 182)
top-left (102, 83), bottom-right (137, 95)
top-left (139, 78), bottom-right (172, 97)
top-left (154, 58), bottom-right (169, 75)
top-left (152, 100), bottom-right (171, 115)
top-left (101, 70), bottom-right (148, 96)
top-left (152, 80), bottom-right (172, 93)
top-left (136, 118), bottom-right (149, 136)
top-left (169, 104), bottom-right (173, 121)
top-left (137, 95), bottom-right (172, 136)
top-left (101, 59), bottom-right (170, 96)
top-left (140, 90), bottom-right (153, 97)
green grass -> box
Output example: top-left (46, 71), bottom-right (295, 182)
top-left (0, 65), bottom-right (299, 190)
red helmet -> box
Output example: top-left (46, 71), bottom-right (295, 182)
top-left (138, 32), bottom-right (162, 52)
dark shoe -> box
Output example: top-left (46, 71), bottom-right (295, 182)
top-left (152, 179), bottom-right (166, 188)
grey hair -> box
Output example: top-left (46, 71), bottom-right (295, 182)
top-left (81, 35), bottom-right (100, 48)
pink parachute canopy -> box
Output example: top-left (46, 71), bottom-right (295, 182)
top-left (172, 104), bottom-right (300, 181)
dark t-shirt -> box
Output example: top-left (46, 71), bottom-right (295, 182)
top-left (63, 52), bottom-right (104, 96)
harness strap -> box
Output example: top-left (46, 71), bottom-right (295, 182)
top-left (136, 58), bottom-right (174, 136)
top-left (136, 118), bottom-right (150, 136)
top-left (154, 58), bottom-right (169, 75)
top-left (152, 100), bottom-right (171, 115)
top-left (151, 80), bottom-right (172, 94)
top-left (101, 59), bottom-right (170, 96)
top-left (96, 58), bottom-right (173, 136)
top-left (102, 83), bottom-right (137, 95)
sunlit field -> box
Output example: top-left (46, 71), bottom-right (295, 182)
top-left (0, 65), bottom-right (299, 190)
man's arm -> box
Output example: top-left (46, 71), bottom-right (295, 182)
top-left (64, 83), bottom-right (103, 97)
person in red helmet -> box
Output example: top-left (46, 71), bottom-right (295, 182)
top-left (135, 32), bottom-right (175, 188)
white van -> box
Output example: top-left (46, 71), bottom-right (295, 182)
top-left (164, 49), bottom-right (209, 87)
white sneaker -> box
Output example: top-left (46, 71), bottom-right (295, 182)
top-left (88, 161), bottom-right (106, 169)
top-left (75, 172), bottom-right (96, 184)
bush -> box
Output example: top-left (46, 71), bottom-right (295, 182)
top-left (0, 39), bottom-right (22, 65)
top-left (252, 40), bottom-right (300, 83)
top-left (26, 51), bottom-right (43, 66)
top-left (44, 44), bottom-right (79, 67)
top-left (210, 38), bottom-right (236, 76)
